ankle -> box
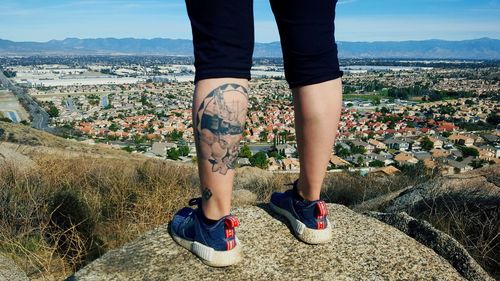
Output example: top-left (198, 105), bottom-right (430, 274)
top-left (296, 179), bottom-right (321, 201)
top-left (199, 209), bottom-right (220, 226)
top-left (201, 200), bottom-right (230, 221)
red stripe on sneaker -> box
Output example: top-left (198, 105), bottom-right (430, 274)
top-left (317, 220), bottom-right (325, 230)
top-left (316, 201), bottom-right (328, 217)
top-left (225, 216), bottom-right (239, 228)
top-left (225, 228), bottom-right (234, 239)
top-left (226, 239), bottom-right (236, 250)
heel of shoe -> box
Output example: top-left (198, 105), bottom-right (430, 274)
top-left (270, 202), bottom-right (333, 244)
top-left (193, 238), bottom-right (243, 267)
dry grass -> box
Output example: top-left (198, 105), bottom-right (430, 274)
top-left (407, 194), bottom-right (500, 280)
top-left (0, 155), bottom-right (198, 280)
top-left (321, 171), bottom-right (431, 206)
top-left (1, 145), bottom-right (497, 280)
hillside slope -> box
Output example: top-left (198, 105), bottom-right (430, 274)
top-left (0, 121), bottom-right (150, 162)
top-left (0, 122), bottom-right (496, 280)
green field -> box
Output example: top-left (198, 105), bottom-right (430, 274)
top-left (343, 89), bottom-right (389, 102)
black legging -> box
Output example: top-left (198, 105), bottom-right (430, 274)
top-left (185, 0), bottom-right (343, 88)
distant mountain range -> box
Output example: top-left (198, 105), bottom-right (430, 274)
top-left (1, 37), bottom-right (499, 59)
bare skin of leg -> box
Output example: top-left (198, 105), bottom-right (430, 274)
top-left (192, 78), bottom-right (249, 220)
top-left (292, 78), bottom-right (343, 201)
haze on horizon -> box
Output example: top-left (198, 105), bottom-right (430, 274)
top-left (1, 0), bottom-right (500, 42)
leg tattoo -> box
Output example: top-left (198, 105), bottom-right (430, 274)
top-left (202, 186), bottom-right (213, 201)
top-left (195, 83), bottom-right (249, 175)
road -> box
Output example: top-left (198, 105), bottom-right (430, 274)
top-left (65, 97), bottom-right (77, 112)
top-left (0, 71), bottom-right (53, 132)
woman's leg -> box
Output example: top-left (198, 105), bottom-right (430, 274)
top-left (170, 0), bottom-right (251, 266)
top-left (192, 78), bottom-right (249, 220)
top-left (185, 0), bottom-right (254, 220)
top-left (292, 79), bottom-right (343, 201)
top-left (270, 0), bottom-right (343, 201)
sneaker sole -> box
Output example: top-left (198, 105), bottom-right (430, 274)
top-left (169, 228), bottom-right (242, 267)
top-left (270, 202), bottom-right (333, 244)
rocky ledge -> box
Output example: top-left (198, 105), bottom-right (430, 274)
top-left (68, 204), bottom-right (484, 281)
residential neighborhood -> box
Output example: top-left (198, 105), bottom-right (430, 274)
top-left (1, 59), bottom-right (498, 176)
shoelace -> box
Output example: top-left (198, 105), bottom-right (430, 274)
top-left (189, 197), bottom-right (202, 207)
top-left (284, 179), bottom-right (299, 188)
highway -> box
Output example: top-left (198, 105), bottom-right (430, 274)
top-left (0, 70), bottom-right (53, 132)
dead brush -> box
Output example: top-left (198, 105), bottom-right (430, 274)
top-left (0, 154), bottom-right (198, 280)
top-left (409, 194), bottom-right (500, 280)
top-left (320, 169), bottom-right (433, 206)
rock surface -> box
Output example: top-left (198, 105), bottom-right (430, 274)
top-left (367, 211), bottom-right (493, 281)
top-left (0, 254), bottom-right (30, 281)
top-left (70, 204), bottom-right (466, 281)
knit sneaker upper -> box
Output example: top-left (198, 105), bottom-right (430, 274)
top-left (170, 198), bottom-right (239, 251)
top-left (270, 183), bottom-right (329, 230)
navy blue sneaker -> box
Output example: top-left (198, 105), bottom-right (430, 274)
top-left (270, 180), bottom-right (333, 244)
top-left (169, 198), bottom-right (242, 267)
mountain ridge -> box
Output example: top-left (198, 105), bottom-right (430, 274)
top-left (1, 37), bottom-right (500, 59)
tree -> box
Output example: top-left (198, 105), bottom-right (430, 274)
top-left (486, 113), bottom-right (500, 126)
top-left (421, 136), bottom-right (434, 151)
top-left (109, 123), bottom-right (119, 132)
top-left (356, 156), bottom-right (365, 167)
top-left (3, 70), bottom-right (16, 78)
top-left (335, 144), bottom-right (350, 157)
top-left (122, 146), bottom-right (134, 153)
top-left (249, 151), bottom-right (268, 169)
top-left (350, 145), bottom-right (367, 155)
top-left (369, 160), bottom-right (385, 167)
top-left (48, 106), bottom-right (59, 117)
top-left (166, 129), bottom-right (183, 142)
top-left (178, 145), bottom-right (190, 157)
top-left (259, 130), bottom-right (269, 142)
top-left (239, 144), bottom-right (252, 158)
top-left (267, 150), bottom-right (284, 160)
top-left (380, 107), bottom-right (390, 114)
top-left (464, 99), bottom-right (475, 106)
top-left (459, 146), bottom-right (479, 158)
top-left (133, 134), bottom-right (144, 144)
top-left (140, 95), bottom-right (150, 106)
top-left (167, 148), bottom-right (180, 160)
top-left (471, 159), bottom-right (486, 169)
top-left (441, 131), bottom-right (452, 138)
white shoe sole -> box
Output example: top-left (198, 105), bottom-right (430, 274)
top-left (170, 228), bottom-right (242, 267)
top-left (270, 202), bottom-right (333, 244)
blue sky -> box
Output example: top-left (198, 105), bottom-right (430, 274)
top-left (1, 0), bottom-right (499, 42)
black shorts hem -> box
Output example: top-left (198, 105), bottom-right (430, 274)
top-left (194, 71), bottom-right (251, 83)
top-left (288, 71), bottom-right (344, 89)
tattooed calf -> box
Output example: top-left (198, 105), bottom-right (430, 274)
top-left (195, 83), bottom-right (249, 175)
